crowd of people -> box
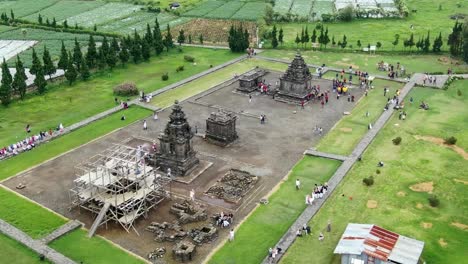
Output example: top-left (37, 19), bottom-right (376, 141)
top-left (214, 211), bottom-right (234, 228)
top-left (305, 183), bottom-right (329, 205)
top-left (377, 61), bottom-right (406, 79)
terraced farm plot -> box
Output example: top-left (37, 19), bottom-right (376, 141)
top-left (273, 0), bottom-right (294, 14)
top-left (0, 40), bottom-right (37, 61)
top-left (290, 0), bottom-right (314, 18)
top-left (203, 0), bottom-right (245, 19)
top-left (311, 1), bottom-right (335, 20)
top-left (0, 0), bottom-right (58, 18)
top-left (23, 0), bottom-right (106, 22)
top-left (183, 0), bottom-right (225, 17)
top-left (66, 2), bottom-right (142, 28)
top-left (231, 2), bottom-right (269, 20)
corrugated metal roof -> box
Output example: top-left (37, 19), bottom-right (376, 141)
top-left (334, 223), bottom-right (424, 264)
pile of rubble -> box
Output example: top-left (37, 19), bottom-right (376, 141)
top-left (170, 200), bottom-right (207, 224)
top-left (189, 224), bottom-right (218, 245)
top-left (172, 241), bottom-right (196, 262)
top-left (148, 247), bottom-right (166, 260)
top-left (206, 169), bottom-right (258, 203)
top-left (146, 222), bottom-right (187, 242)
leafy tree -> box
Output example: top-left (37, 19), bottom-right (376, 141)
top-left (58, 41), bottom-right (68, 69)
top-left (72, 38), bottom-right (83, 70)
top-left (30, 48), bottom-right (42, 75)
top-left (177, 29), bottom-right (185, 45)
top-left (392, 34), bottom-right (399, 50)
top-left (12, 56), bottom-right (27, 100)
top-left (34, 67), bottom-right (47, 94)
top-left (376, 41), bottom-right (382, 49)
top-left (141, 38), bottom-right (151, 61)
top-left (278, 27), bottom-right (284, 46)
top-left (164, 24), bottom-right (174, 51)
top-left (42, 46), bottom-right (55, 78)
top-left (0, 59), bottom-right (12, 106)
top-left (80, 57), bottom-right (90, 80)
top-left (65, 52), bottom-right (77, 85)
top-left (86, 35), bottom-right (97, 68)
top-left (271, 25), bottom-right (278, 48)
top-left (153, 18), bottom-right (164, 55)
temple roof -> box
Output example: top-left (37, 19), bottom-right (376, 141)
top-left (282, 52), bottom-right (311, 82)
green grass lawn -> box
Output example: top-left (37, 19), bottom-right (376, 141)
top-left (260, 49), bottom-right (468, 75)
top-left (0, 233), bottom-right (51, 264)
top-left (280, 81), bottom-right (468, 264)
top-left (152, 57), bottom-right (288, 108)
top-left (0, 106), bottom-right (152, 181)
top-left (209, 156), bottom-right (341, 264)
top-left (267, 0), bottom-right (464, 52)
top-left (50, 229), bottom-right (145, 264)
top-left (0, 186), bottom-right (66, 239)
top-left (0, 47), bottom-right (238, 148)
top-left (316, 79), bottom-right (405, 155)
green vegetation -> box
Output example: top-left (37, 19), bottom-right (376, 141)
top-left (183, 0), bottom-right (267, 20)
top-left (23, 0), bottom-right (105, 22)
top-left (0, 233), bottom-right (50, 264)
top-left (0, 186), bottom-right (66, 238)
top-left (65, 2), bottom-right (142, 28)
top-left (50, 229), bottom-right (145, 264)
top-left (152, 58), bottom-right (287, 108)
top-left (0, 0), bottom-right (58, 18)
top-left (209, 156), bottom-right (341, 264)
top-left (280, 81), bottom-right (468, 264)
top-left (0, 107), bottom-right (152, 181)
top-left (316, 79), bottom-right (404, 155)
top-left (0, 47), bottom-right (238, 148)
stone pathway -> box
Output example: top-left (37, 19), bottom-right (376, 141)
top-left (39, 220), bottom-right (82, 245)
top-left (261, 75), bottom-right (418, 264)
top-left (303, 149), bottom-right (348, 161)
top-left (0, 219), bottom-right (76, 264)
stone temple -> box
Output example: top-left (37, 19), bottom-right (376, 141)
top-left (236, 69), bottom-right (266, 93)
top-left (205, 110), bottom-right (238, 146)
top-left (154, 101), bottom-right (199, 177)
top-left (276, 52), bottom-right (312, 103)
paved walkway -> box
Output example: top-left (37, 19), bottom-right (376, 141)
top-left (0, 219), bottom-right (76, 264)
top-left (39, 220), bottom-right (82, 245)
top-left (303, 149), bottom-right (349, 161)
top-left (262, 75), bottom-right (418, 264)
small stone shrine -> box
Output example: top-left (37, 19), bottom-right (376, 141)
top-left (154, 101), bottom-right (199, 176)
top-left (172, 241), bottom-right (196, 262)
top-left (237, 69), bottom-right (266, 93)
top-left (277, 52), bottom-right (312, 103)
top-left (205, 110), bottom-right (238, 146)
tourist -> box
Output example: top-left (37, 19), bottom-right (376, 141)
top-left (229, 229), bottom-right (235, 242)
top-left (121, 115), bottom-right (126, 121)
top-left (296, 229), bottom-right (303, 237)
top-left (301, 100), bottom-right (305, 109)
top-left (303, 224), bottom-right (311, 235)
top-left (153, 111), bottom-right (158, 121)
top-left (378, 161), bottom-right (384, 167)
top-left (319, 127), bottom-right (323, 135)
top-left (58, 123), bottom-right (64, 132)
top-left (319, 232), bottom-right (324, 242)
top-left (296, 179), bottom-right (301, 190)
top-left (25, 124), bottom-right (31, 133)
top-left (327, 220), bottom-right (332, 232)
top-left (190, 189), bottom-right (195, 201)
top-left (249, 94), bottom-right (252, 103)
top-left (143, 120), bottom-right (148, 130)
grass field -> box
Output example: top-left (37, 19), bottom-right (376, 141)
top-left (280, 81), bottom-right (468, 263)
top-left (0, 47), bottom-right (238, 148)
top-left (269, 0), bottom-right (463, 51)
top-left (50, 229), bottom-right (145, 264)
top-left (316, 79), bottom-right (404, 155)
top-left (0, 186), bottom-right (66, 238)
top-left (22, 0), bottom-right (105, 22)
top-left (0, 233), bottom-right (51, 264)
top-left (209, 156), bottom-right (341, 264)
top-left (0, 106), bottom-right (152, 181)
top-left (260, 49), bottom-right (468, 75)
top-left (151, 57), bottom-right (288, 108)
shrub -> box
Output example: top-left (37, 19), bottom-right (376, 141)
top-left (376, 169), bottom-right (381, 174)
top-left (184, 55), bottom-right (195, 62)
top-left (444, 136), bottom-right (457, 145)
top-left (338, 5), bottom-right (355, 21)
top-left (363, 176), bottom-right (374, 186)
top-left (392, 136), bottom-right (402, 145)
top-left (428, 194), bottom-right (440, 207)
top-left (161, 73), bottom-right (169, 81)
top-left (176, 65), bottom-right (184, 72)
top-left (113, 82), bottom-right (138, 96)
top-left (457, 89), bottom-right (462, 96)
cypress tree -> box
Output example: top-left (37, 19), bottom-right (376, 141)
top-left (408, 33), bottom-right (415, 51)
top-left (243, 27), bottom-right (249, 51)
top-left (42, 46), bottom-right (56, 78)
top-left (93, 24), bottom-right (97, 32)
top-left (13, 56), bottom-right (27, 100)
top-left (278, 28), bottom-right (283, 46)
top-left (318, 27), bottom-right (324, 48)
top-left (311, 29), bottom-right (317, 44)
top-left (0, 59), bottom-right (12, 106)
top-left (111, 37), bottom-right (120, 52)
top-left (199, 34), bottom-right (203, 44)
top-left (72, 38), bottom-right (83, 70)
top-left (101, 36), bottom-right (110, 59)
top-left (271, 25), bottom-right (278, 48)
top-left (300, 27), bottom-right (305, 47)
top-left (10, 9), bottom-right (14, 20)
top-left (164, 24), bottom-right (173, 51)
top-left (74, 23), bottom-right (78, 30)
top-left (58, 41), bottom-right (68, 70)
top-left (145, 23), bottom-right (153, 44)
top-left (131, 32), bottom-right (142, 63)
top-left (188, 34), bottom-right (192, 44)
top-left (80, 57), bottom-right (90, 80)
top-left (38, 14), bottom-right (43, 24)
top-left (423, 31), bottom-right (431, 52)
top-left (295, 33), bottom-right (300, 47)
top-left (141, 38), bottom-right (151, 61)
top-left (433, 32), bottom-right (443, 52)
top-left (86, 35), bottom-right (97, 68)
top-left (153, 18), bottom-right (164, 55)
top-left (46, 18), bottom-right (50, 26)
top-left (341, 34), bottom-right (347, 49)
top-left (97, 48), bottom-right (106, 69)
top-left (63, 20), bottom-right (68, 28)
top-left (52, 17), bottom-right (57, 27)
top-left (65, 52), bottom-right (77, 85)
top-left (304, 26), bottom-right (309, 48)
top-left (34, 67), bottom-right (47, 94)
top-left (323, 27), bottom-right (330, 49)
top-left (177, 29), bottom-right (185, 45)
top-left (119, 41), bottom-right (130, 65)
top-left (107, 44), bottom-right (118, 69)
top-left (30, 48), bottom-right (42, 75)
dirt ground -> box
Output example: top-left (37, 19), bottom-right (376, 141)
top-left (3, 71), bottom-right (365, 263)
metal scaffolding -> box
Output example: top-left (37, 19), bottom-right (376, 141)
top-left (69, 144), bottom-right (172, 236)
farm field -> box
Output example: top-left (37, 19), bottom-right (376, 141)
top-left (0, 233), bottom-right (51, 264)
top-left (209, 156), bottom-right (341, 264)
top-left (260, 49), bottom-right (468, 74)
top-left (66, 2), bottom-right (142, 28)
top-left (274, 0), bottom-right (294, 14)
top-left (290, 0), bottom-right (314, 18)
top-left (203, 0), bottom-right (244, 20)
top-left (231, 2), bottom-right (269, 20)
top-left (183, 0), bottom-right (268, 20)
top-left (269, 0), bottom-right (461, 51)
top-left (0, 47), bottom-right (238, 150)
top-left (0, 0), bottom-right (58, 18)
top-left (22, 0), bottom-right (105, 22)
top-left (279, 81), bottom-right (468, 264)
